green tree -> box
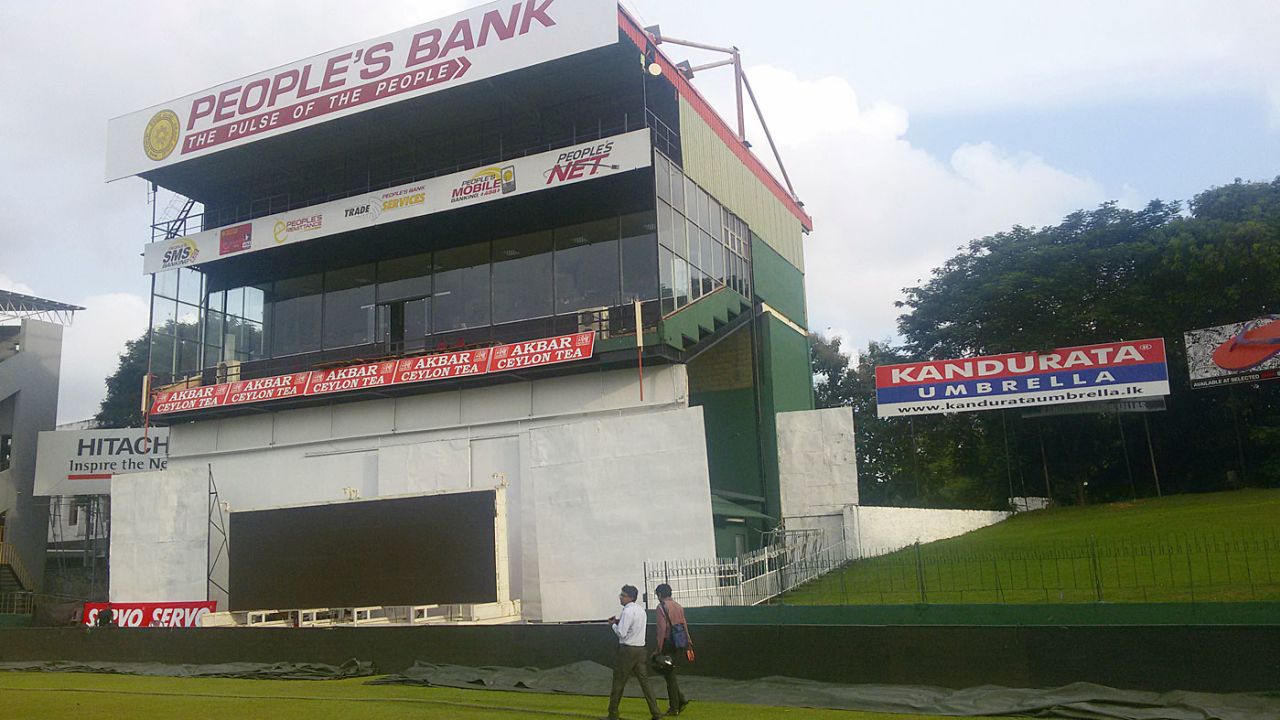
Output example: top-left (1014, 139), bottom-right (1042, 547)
top-left (877, 177), bottom-right (1280, 504)
top-left (95, 332), bottom-right (148, 428)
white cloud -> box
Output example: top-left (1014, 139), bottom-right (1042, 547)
top-left (0, 274), bottom-right (35, 297)
top-left (694, 65), bottom-right (1104, 347)
top-left (57, 293), bottom-right (149, 424)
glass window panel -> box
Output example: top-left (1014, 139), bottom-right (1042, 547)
top-left (696, 188), bottom-right (708, 230)
top-left (433, 243), bottom-right (491, 332)
top-left (323, 264), bottom-right (377, 348)
top-left (683, 176), bottom-right (697, 220)
top-left (709, 198), bottom-right (722, 241)
top-left (405, 298), bottom-right (430, 344)
top-left (712, 242), bottom-right (725, 284)
top-left (176, 302), bottom-right (201, 341)
top-left (690, 267), bottom-right (704, 302)
top-left (221, 287), bottom-right (240, 318)
top-left (177, 268), bottom-right (203, 306)
top-left (154, 270), bottom-right (179, 299)
top-left (697, 230), bottom-right (713, 274)
top-left (686, 217), bottom-right (701, 269)
top-left (673, 256), bottom-right (689, 309)
top-left (670, 165), bottom-right (685, 214)
top-left (659, 245), bottom-right (675, 316)
top-left (151, 295), bottom-right (177, 335)
top-left (243, 285), bottom-right (266, 324)
top-left (620, 212), bottom-right (658, 302)
top-left (492, 230), bottom-right (554, 323)
top-left (655, 154), bottom-right (670, 203)
top-left (377, 252), bottom-right (433, 302)
top-left (203, 311), bottom-right (225, 355)
top-left (657, 201), bottom-right (674, 251)
top-left (271, 273), bottom-right (323, 356)
top-left (176, 338), bottom-right (202, 375)
top-left (554, 218), bottom-right (620, 314)
top-left (236, 320), bottom-right (265, 361)
top-left (207, 290), bottom-right (226, 317)
top-left (150, 334), bottom-right (176, 381)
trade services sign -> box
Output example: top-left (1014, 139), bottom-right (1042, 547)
top-left (1184, 316), bottom-right (1280, 389)
top-left (143, 130), bottom-right (650, 274)
top-left (106, 0), bottom-right (618, 180)
top-left (875, 339), bottom-right (1170, 418)
top-left (34, 428), bottom-right (170, 496)
top-left (150, 331), bottom-right (596, 415)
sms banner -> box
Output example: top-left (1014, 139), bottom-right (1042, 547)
top-left (875, 338), bottom-right (1169, 418)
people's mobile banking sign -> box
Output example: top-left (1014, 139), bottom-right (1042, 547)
top-left (875, 339), bottom-right (1170, 418)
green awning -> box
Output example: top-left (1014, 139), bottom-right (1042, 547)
top-left (710, 496), bottom-right (774, 521)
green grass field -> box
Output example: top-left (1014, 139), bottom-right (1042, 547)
top-left (784, 489), bottom-right (1280, 605)
top-left (0, 672), bottom-right (1007, 720)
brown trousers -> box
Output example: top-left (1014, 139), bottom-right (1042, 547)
top-left (607, 644), bottom-right (660, 719)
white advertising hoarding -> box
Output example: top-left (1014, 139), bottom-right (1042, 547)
top-left (34, 428), bottom-right (170, 496)
top-left (143, 129), bottom-right (651, 274)
top-left (106, 0), bottom-right (619, 181)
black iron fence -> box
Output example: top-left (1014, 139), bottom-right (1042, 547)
top-left (780, 532), bottom-right (1280, 605)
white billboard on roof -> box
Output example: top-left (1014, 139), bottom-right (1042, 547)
top-left (105, 0), bottom-right (619, 181)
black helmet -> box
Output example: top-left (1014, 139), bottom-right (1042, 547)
top-left (650, 654), bottom-right (674, 673)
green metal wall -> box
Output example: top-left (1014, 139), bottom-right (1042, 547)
top-left (750, 232), bottom-right (808, 326)
top-left (677, 98), bottom-right (806, 271)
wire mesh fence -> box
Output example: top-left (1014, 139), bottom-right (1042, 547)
top-left (778, 531), bottom-right (1280, 605)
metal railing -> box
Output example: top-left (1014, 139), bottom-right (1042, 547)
top-left (0, 542), bottom-right (34, 591)
top-left (644, 530), bottom-right (848, 608)
top-left (780, 532), bottom-right (1280, 605)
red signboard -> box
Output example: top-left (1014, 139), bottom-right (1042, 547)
top-left (151, 331), bottom-right (596, 416)
top-left (83, 601), bottom-right (216, 628)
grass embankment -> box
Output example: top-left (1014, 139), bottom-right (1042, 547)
top-left (785, 489), bottom-right (1280, 605)
top-left (0, 672), bottom-right (1004, 720)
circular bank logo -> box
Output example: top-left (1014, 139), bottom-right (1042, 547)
top-left (143, 110), bottom-right (181, 161)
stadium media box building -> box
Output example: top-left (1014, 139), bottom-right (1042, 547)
top-left (104, 0), bottom-right (821, 623)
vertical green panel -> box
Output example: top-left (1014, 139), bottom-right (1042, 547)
top-left (756, 314), bottom-right (815, 518)
top-left (750, 232), bottom-right (808, 327)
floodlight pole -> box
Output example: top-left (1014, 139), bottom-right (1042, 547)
top-left (645, 30), bottom-right (801, 203)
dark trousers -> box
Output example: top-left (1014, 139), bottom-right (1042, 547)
top-left (657, 647), bottom-right (686, 711)
top-left (607, 644), bottom-right (660, 719)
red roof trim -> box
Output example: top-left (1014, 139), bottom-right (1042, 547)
top-left (617, 6), bottom-right (813, 232)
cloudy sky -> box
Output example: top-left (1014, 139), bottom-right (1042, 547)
top-left (1, 0), bottom-right (1277, 422)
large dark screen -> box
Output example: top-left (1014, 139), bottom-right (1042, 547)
top-left (229, 490), bottom-right (497, 610)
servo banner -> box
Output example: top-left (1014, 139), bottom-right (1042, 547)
top-left (106, 0), bottom-right (618, 180)
top-left (143, 129), bottom-right (651, 274)
top-left (83, 601), bottom-right (216, 628)
top-left (150, 331), bottom-right (596, 415)
top-left (875, 338), bottom-right (1170, 418)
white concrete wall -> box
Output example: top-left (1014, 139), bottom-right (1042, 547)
top-left (158, 365), bottom-right (693, 619)
top-left (109, 467), bottom-right (209, 603)
top-left (777, 408), bottom-right (859, 548)
top-left (845, 505), bottom-right (1010, 558)
top-left (0, 320), bottom-right (62, 589)
top-left (526, 407), bottom-right (716, 622)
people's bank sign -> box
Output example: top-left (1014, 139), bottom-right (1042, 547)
top-left (105, 0), bottom-right (617, 180)
top-left (875, 339), bottom-right (1170, 418)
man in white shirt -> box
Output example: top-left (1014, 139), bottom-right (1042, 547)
top-left (605, 584), bottom-right (661, 720)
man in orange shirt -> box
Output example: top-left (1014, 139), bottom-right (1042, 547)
top-left (653, 583), bottom-right (691, 716)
